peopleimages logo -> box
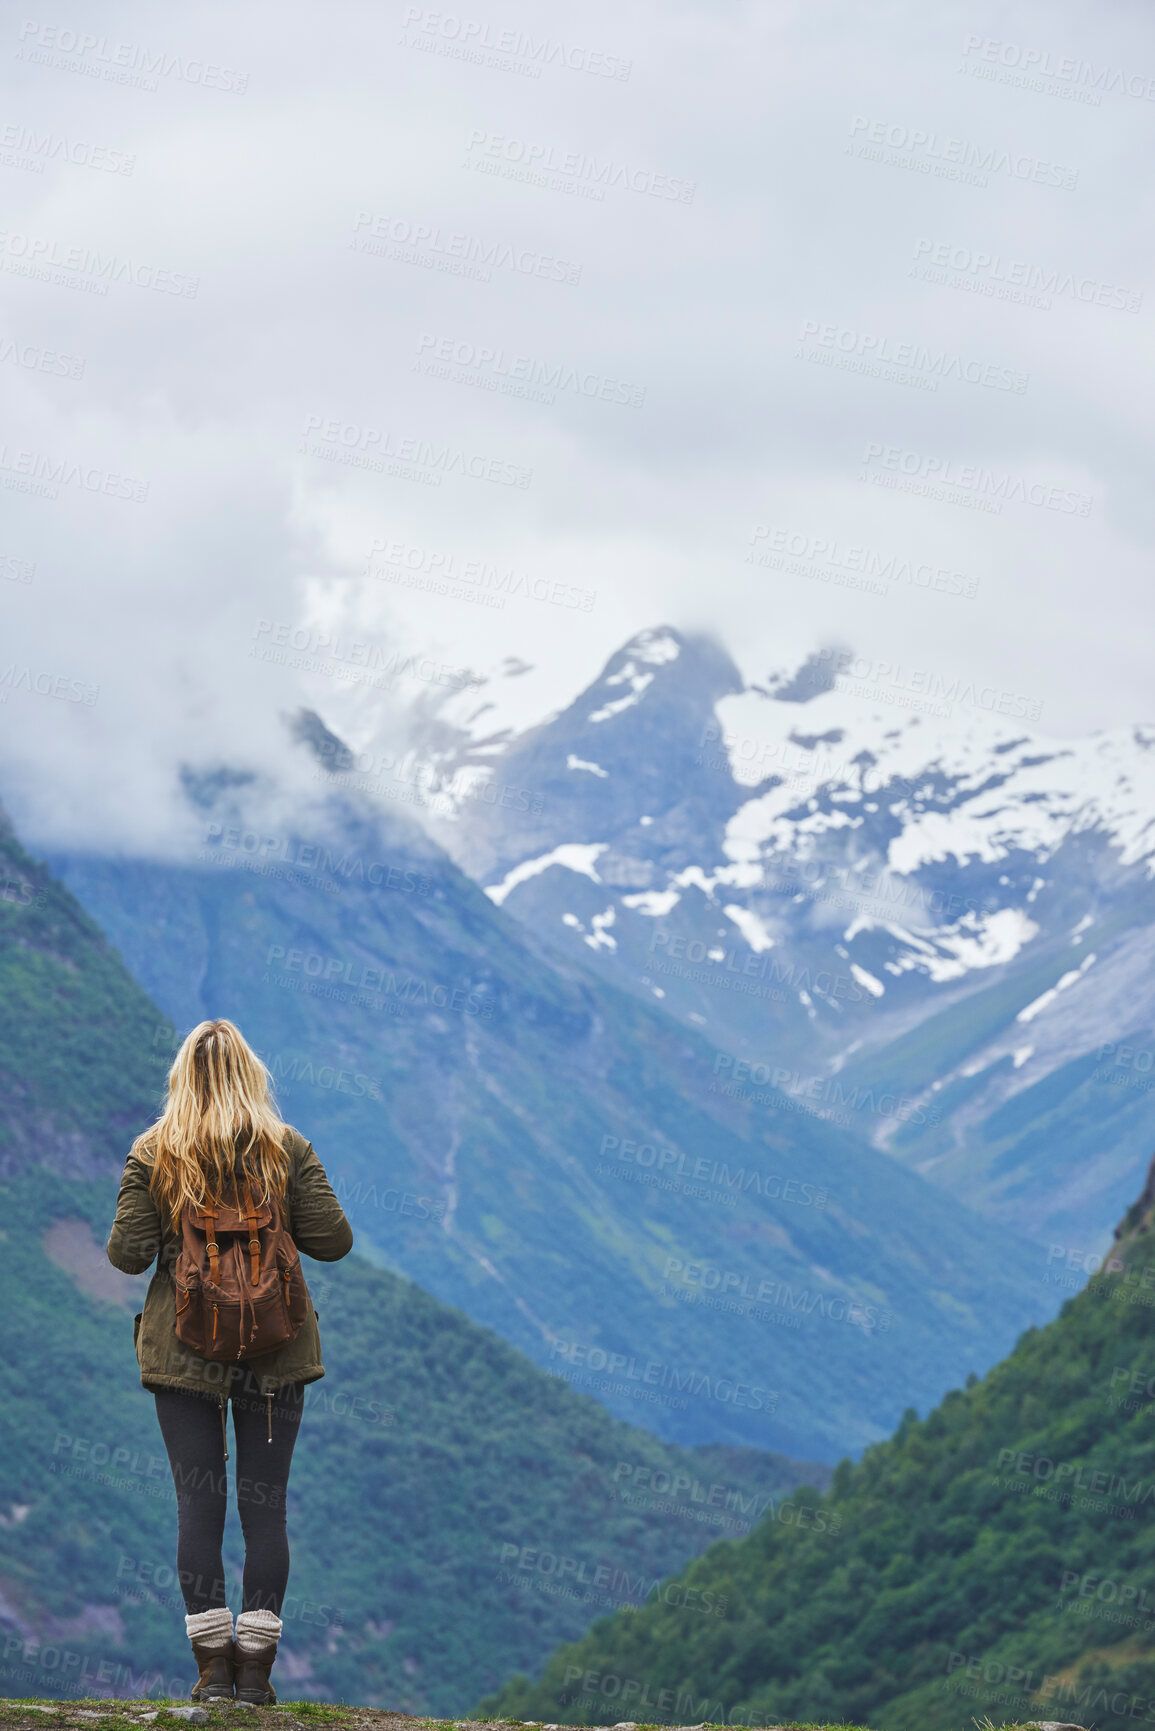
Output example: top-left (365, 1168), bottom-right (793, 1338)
top-left (648, 927), bottom-right (868, 1001)
top-left (1058, 1569), bottom-right (1155, 1610)
top-left (352, 211), bottom-right (582, 284)
top-left (464, 129), bottom-right (696, 203)
top-left (818, 643), bottom-right (1043, 720)
top-left (847, 115), bottom-right (1078, 189)
top-left (298, 413), bottom-right (533, 489)
top-left (0, 228), bottom-right (198, 296)
top-left (202, 821), bottom-right (431, 894)
top-left (711, 1053), bottom-right (942, 1128)
top-left (911, 238), bottom-right (1142, 313)
top-left (0, 336), bottom-right (85, 379)
top-left (597, 1134), bottom-right (829, 1206)
top-left (747, 525), bottom-right (977, 597)
top-left (0, 663), bottom-right (98, 705)
top-left (0, 122), bottom-right (135, 175)
top-left (400, 9), bottom-right (633, 80)
top-left (367, 536), bottom-right (596, 612)
top-left (861, 441), bottom-right (1093, 518)
top-left (414, 331), bottom-right (646, 408)
top-left (997, 1447), bottom-right (1155, 1507)
top-left (796, 318), bottom-right (1028, 393)
top-left (549, 1339), bottom-right (777, 1414)
top-left (960, 34), bottom-right (1155, 102)
top-left (0, 442), bottom-right (148, 502)
top-left (497, 1541), bottom-right (728, 1616)
top-left (263, 944), bottom-right (495, 1018)
top-left (250, 617), bottom-right (482, 691)
top-left (16, 21), bottom-right (249, 93)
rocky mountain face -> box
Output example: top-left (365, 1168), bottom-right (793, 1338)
top-left (39, 736), bottom-right (1048, 1464)
top-left (421, 628), bottom-right (1155, 1250)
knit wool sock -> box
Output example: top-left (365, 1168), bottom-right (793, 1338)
top-left (235, 1609), bottom-right (283, 1653)
top-left (185, 1607), bottom-right (234, 1648)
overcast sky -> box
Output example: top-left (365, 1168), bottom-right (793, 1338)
top-left (2, 0), bottom-right (1153, 852)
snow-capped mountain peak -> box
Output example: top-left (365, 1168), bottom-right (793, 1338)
top-left (389, 629), bottom-right (1155, 1250)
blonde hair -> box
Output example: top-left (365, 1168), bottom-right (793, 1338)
top-left (133, 1019), bottom-right (290, 1222)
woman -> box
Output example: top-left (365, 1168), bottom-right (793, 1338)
top-left (107, 1018), bottom-right (353, 1704)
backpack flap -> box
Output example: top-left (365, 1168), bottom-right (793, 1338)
top-left (188, 1197), bottom-right (272, 1234)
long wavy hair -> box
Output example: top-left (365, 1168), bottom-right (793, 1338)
top-left (133, 1019), bottom-right (289, 1222)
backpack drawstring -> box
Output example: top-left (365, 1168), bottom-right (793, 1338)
top-left (266, 1392), bottom-right (273, 1443)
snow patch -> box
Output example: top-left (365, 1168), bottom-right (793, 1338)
top-left (724, 790), bottom-right (858, 862)
top-left (485, 843), bottom-right (607, 907)
top-left (585, 906), bottom-right (618, 952)
top-left (621, 889), bottom-right (681, 917)
top-left (723, 903), bottom-right (775, 952)
top-left (588, 651), bottom-right (663, 722)
top-left (588, 686), bottom-right (651, 724)
top-left (918, 908), bottom-right (1039, 983)
top-left (850, 963), bottom-right (885, 998)
top-left (1016, 951), bottom-right (1097, 1024)
top-left (630, 628), bottom-right (681, 666)
top-left (566, 754), bottom-right (609, 777)
top-left (714, 692), bottom-right (1155, 879)
top-left (671, 865), bottom-right (721, 899)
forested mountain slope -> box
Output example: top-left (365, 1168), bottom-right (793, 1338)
top-left (481, 1154), bottom-right (1155, 1731)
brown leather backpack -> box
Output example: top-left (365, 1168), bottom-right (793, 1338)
top-left (174, 1175), bottom-right (310, 1362)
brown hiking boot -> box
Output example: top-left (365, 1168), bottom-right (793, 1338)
top-left (190, 1638), bottom-right (235, 1702)
top-left (234, 1640), bottom-right (278, 1705)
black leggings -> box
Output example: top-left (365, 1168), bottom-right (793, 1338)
top-left (153, 1380), bottom-right (304, 1616)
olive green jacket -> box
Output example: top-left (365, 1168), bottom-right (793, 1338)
top-left (107, 1128), bottom-right (353, 1398)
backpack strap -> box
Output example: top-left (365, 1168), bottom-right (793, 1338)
top-left (203, 1203), bottom-right (220, 1286)
top-left (242, 1179), bottom-right (261, 1286)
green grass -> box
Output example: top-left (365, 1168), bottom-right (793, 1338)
top-left (0, 1713), bottom-right (891, 1729)
top-left (275, 1709), bottom-right (357, 1724)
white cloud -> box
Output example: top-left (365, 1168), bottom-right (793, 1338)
top-left (1, 0), bottom-right (1152, 851)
